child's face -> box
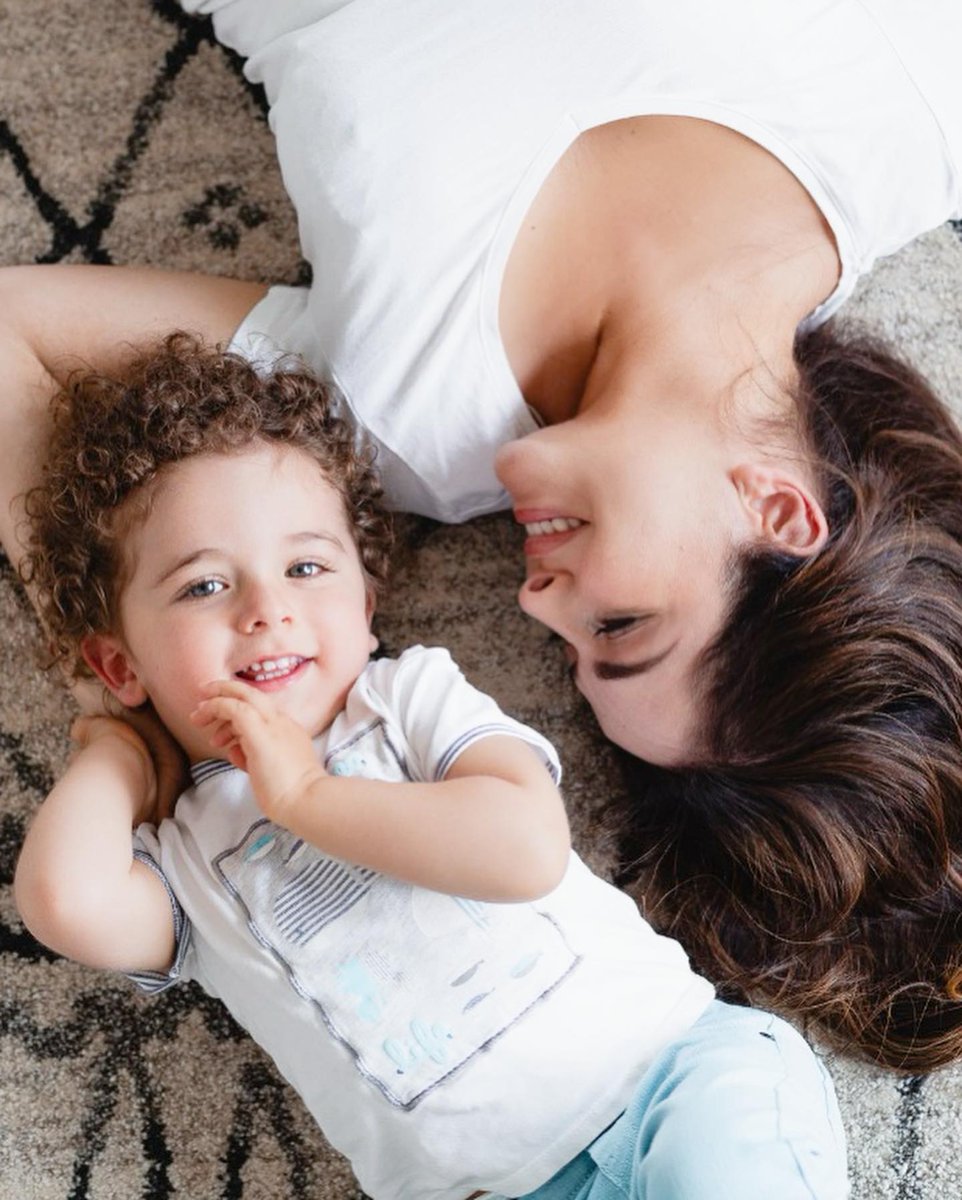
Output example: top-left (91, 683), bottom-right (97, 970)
top-left (86, 442), bottom-right (377, 763)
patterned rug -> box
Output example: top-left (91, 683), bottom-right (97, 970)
top-left (2, 3), bottom-right (962, 1197)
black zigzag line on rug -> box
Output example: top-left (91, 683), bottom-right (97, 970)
top-left (67, 1021), bottom-right (175, 1200)
top-left (0, 729), bottom-right (55, 799)
top-left (0, 982), bottom-right (249, 1056)
top-left (0, 118), bottom-right (82, 256)
top-left (77, 17), bottom-right (219, 263)
top-left (0, 992), bottom-right (173, 1200)
top-left (893, 1074), bottom-right (926, 1200)
top-left (221, 1061), bottom-right (326, 1200)
top-left (0, 983), bottom-right (255, 1199)
top-left (0, 806), bottom-right (63, 962)
top-left (0, 16), bottom-right (214, 264)
top-left (150, 0), bottom-right (271, 121)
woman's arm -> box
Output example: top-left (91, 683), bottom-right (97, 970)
top-left (0, 263), bottom-right (266, 565)
top-left (13, 718), bottom-right (176, 973)
top-left (193, 681), bottom-right (571, 901)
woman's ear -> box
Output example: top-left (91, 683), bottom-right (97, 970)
top-left (731, 463), bottom-right (829, 558)
top-left (80, 634), bottom-right (149, 708)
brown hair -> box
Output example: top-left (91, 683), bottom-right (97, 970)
top-left (619, 323), bottom-right (962, 1070)
top-left (20, 333), bottom-right (393, 679)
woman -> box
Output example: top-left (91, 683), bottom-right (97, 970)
top-left (3, 0), bottom-right (961, 1068)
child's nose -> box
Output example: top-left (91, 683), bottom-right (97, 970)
top-left (238, 584), bottom-right (293, 633)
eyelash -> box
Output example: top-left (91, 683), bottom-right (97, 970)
top-left (176, 560), bottom-right (333, 601)
top-left (179, 578), bottom-right (225, 601)
top-left (594, 616), bottom-right (641, 640)
top-left (287, 559), bottom-right (333, 579)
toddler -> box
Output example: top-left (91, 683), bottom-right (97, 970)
top-left (15, 337), bottom-right (847, 1200)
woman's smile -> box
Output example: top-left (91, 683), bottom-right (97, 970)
top-left (519, 518), bottom-right (585, 558)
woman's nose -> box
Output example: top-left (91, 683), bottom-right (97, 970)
top-left (518, 570), bottom-right (574, 638)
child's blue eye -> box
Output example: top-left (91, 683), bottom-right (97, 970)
top-left (288, 561), bottom-right (330, 578)
top-left (181, 578), bottom-right (225, 600)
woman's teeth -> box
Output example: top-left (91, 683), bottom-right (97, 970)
top-left (524, 517), bottom-right (583, 536)
top-left (237, 655), bottom-right (304, 682)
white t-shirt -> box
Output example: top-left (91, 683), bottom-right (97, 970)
top-left (183, 0), bottom-right (962, 521)
top-left (131, 647), bottom-right (714, 1200)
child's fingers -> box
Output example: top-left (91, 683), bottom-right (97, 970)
top-left (191, 695), bottom-right (271, 748)
top-left (199, 678), bottom-right (277, 711)
top-left (207, 722), bottom-right (247, 751)
top-left (191, 694), bottom-right (260, 727)
top-left (189, 702), bottom-right (231, 732)
top-left (224, 743), bottom-right (248, 772)
top-left (195, 680), bottom-right (280, 723)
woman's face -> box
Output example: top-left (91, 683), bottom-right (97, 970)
top-left (494, 400), bottom-right (756, 766)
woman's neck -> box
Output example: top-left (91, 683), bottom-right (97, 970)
top-left (499, 115), bottom-right (840, 426)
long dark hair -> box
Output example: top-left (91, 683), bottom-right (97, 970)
top-left (619, 323), bottom-right (962, 1070)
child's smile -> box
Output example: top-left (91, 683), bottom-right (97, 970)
top-left (234, 654), bottom-right (312, 686)
top-left (87, 442), bottom-right (377, 763)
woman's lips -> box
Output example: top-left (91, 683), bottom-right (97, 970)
top-left (523, 527), bottom-right (581, 556)
top-left (514, 510), bottom-right (585, 557)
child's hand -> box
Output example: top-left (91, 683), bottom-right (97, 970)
top-left (69, 679), bottom-right (188, 820)
top-left (190, 681), bottom-right (323, 825)
top-left (70, 715), bottom-right (161, 826)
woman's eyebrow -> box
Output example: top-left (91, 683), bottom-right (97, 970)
top-left (592, 640), bottom-right (679, 681)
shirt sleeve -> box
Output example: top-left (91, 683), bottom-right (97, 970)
top-left (124, 829), bottom-right (192, 995)
top-left (364, 646), bottom-right (562, 785)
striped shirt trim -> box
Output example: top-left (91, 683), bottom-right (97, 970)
top-left (190, 758), bottom-right (237, 788)
top-left (125, 850), bottom-right (191, 994)
top-left (434, 723), bottom-right (561, 783)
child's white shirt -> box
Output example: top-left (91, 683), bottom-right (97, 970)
top-left (130, 646), bottom-right (714, 1200)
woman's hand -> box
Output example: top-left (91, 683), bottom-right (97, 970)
top-left (190, 680), bottom-right (324, 825)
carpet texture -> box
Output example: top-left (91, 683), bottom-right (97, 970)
top-left (2, 3), bottom-right (962, 1197)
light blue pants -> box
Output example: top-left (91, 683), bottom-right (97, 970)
top-left (511, 1001), bottom-right (848, 1200)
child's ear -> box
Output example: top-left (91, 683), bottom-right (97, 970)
top-left (80, 634), bottom-right (149, 708)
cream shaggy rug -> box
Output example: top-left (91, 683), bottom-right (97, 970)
top-left (2, 3), bottom-right (962, 1197)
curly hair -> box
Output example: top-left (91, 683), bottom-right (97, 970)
top-left (20, 333), bottom-right (393, 679)
top-left (619, 323), bottom-right (962, 1071)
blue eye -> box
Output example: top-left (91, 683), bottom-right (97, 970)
top-left (180, 578), bottom-right (225, 600)
top-left (288, 560), bottom-right (331, 578)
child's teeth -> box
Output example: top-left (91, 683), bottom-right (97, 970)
top-left (240, 655), bottom-right (302, 680)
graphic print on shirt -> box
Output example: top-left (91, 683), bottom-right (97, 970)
top-left (214, 726), bottom-right (580, 1108)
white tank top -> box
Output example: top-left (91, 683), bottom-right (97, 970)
top-left (184, 0), bottom-right (962, 519)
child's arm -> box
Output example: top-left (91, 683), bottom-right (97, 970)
top-left (192, 681), bottom-right (570, 902)
top-left (14, 718), bottom-right (176, 973)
